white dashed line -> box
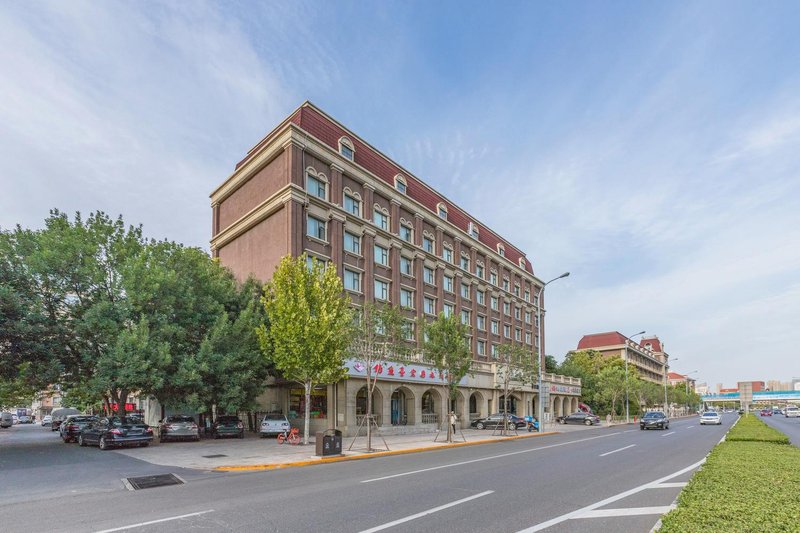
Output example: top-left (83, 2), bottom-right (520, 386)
top-left (599, 444), bottom-right (636, 457)
top-left (651, 482), bottom-right (687, 489)
top-left (94, 511), bottom-right (215, 533)
top-left (358, 491), bottom-right (494, 532)
top-left (661, 431), bottom-right (676, 437)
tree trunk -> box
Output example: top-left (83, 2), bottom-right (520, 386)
top-left (366, 375), bottom-right (373, 452)
top-left (303, 381), bottom-right (311, 445)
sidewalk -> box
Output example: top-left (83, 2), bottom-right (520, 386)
top-left (113, 422), bottom-right (600, 472)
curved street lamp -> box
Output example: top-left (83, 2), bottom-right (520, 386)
top-left (625, 331), bottom-right (646, 424)
top-left (665, 357), bottom-right (678, 415)
top-left (536, 272), bottom-right (570, 432)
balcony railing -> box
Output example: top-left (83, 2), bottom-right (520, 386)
top-left (355, 414), bottom-right (382, 427)
top-left (421, 413), bottom-right (438, 424)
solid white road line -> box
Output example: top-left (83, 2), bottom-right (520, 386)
top-left (515, 458), bottom-right (706, 533)
top-left (94, 510), bottom-right (215, 533)
top-left (575, 505), bottom-right (675, 519)
top-left (661, 431), bottom-right (676, 437)
top-left (651, 482), bottom-right (687, 489)
top-left (361, 432), bottom-right (620, 483)
top-left (599, 444), bottom-right (636, 457)
top-left (358, 491), bottom-right (494, 533)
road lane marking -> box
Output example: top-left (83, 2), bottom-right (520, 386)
top-left (94, 510), bottom-right (214, 533)
top-left (651, 482), bottom-right (687, 488)
top-left (687, 425), bottom-right (695, 429)
top-left (358, 491), bottom-right (493, 532)
top-left (599, 444), bottom-right (636, 457)
top-left (361, 432), bottom-right (621, 483)
top-left (661, 431), bottom-right (676, 437)
top-left (574, 505), bottom-right (675, 518)
top-left (515, 458), bottom-right (705, 532)
top-left (623, 429), bottom-right (638, 433)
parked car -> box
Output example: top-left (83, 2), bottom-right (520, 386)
top-left (759, 409), bottom-right (772, 416)
top-left (41, 415), bottom-right (53, 426)
top-left (78, 417), bottom-right (153, 450)
top-left (259, 414), bottom-right (291, 437)
top-left (59, 415), bottom-right (97, 442)
top-left (557, 412), bottom-right (601, 426)
top-left (640, 411), bottom-right (670, 430)
top-left (18, 414), bottom-right (32, 424)
top-left (470, 413), bottom-right (527, 430)
top-left (784, 406), bottom-right (800, 418)
top-left (699, 411), bottom-right (721, 425)
top-left (51, 407), bottom-right (81, 431)
top-left (12, 414), bottom-right (19, 425)
top-left (210, 415), bottom-right (244, 439)
top-left (159, 415), bottom-right (200, 442)
top-left (0, 412), bottom-right (13, 428)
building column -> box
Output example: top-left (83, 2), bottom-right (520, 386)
top-left (286, 198), bottom-right (304, 258)
top-left (435, 261), bottom-right (445, 314)
top-left (363, 183), bottom-right (375, 223)
top-left (362, 227), bottom-right (376, 301)
top-left (435, 225), bottom-right (444, 258)
top-left (329, 212), bottom-right (345, 275)
top-left (414, 213), bottom-right (424, 247)
top-left (391, 242), bottom-right (402, 304)
top-left (329, 163), bottom-right (343, 207)
top-left (390, 198), bottom-right (401, 235)
top-left (415, 252), bottom-right (426, 350)
top-left (283, 138), bottom-right (305, 188)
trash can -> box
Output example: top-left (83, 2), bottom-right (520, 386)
top-left (315, 429), bottom-right (343, 457)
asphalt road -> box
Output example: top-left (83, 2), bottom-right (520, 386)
top-left (759, 412), bottom-right (800, 446)
top-left (0, 414), bottom-right (735, 533)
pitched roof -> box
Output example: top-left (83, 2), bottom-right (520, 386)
top-left (235, 102), bottom-right (534, 275)
top-left (640, 336), bottom-right (663, 352)
top-left (668, 372), bottom-right (686, 380)
top-left (576, 332), bottom-right (627, 350)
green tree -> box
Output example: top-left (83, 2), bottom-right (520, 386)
top-left (258, 255), bottom-right (352, 444)
top-left (423, 312), bottom-right (472, 442)
top-left (494, 343), bottom-right (537, 435)
top-left (348, 303), bottom-right (410, 451)
top-left (544, 355), bottom-right (559, 374)
top-left (595, 361), bottom-right (627, 418)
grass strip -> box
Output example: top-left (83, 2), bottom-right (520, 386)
top-left (659, 416), bottom-right (800, 532)
top-left (725, 413), bottom-right (789, 444)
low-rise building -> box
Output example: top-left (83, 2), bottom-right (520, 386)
top-left (575, 332), bottom-right (669, 385)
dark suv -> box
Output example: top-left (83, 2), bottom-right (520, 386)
top-left (640, 411), bottom-right (669, 430)
top-left (211, 415), bottom-right (244, 439)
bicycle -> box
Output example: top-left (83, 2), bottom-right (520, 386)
top-left (277, 427), bottom-right (301, 445)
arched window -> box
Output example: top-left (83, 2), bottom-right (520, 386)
top-left (394, 174), bottom-right (408, 194)
top-left (437, 202), bottom-right (448, 220)
top-left (305, 167), bottom-right (328, 200)
top-left (422, 391), bottom-right (435, 414)
top-left (343, 187), bottom-right (362, 217)
top-left (497, 243), bottom-right (505, 257)
top-left (338, 136), bottom-right (355, 161)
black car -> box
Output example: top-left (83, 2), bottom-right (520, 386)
top-left (557, 412), bottom-right (601, 426)
top-left (59, 415), bottom-right (97, 443)
top-left (210, 415), bottom-right (244, 439)
top-left (78, 417), bottom-right (153, 450)
top-left (470, 413), bottom-right (526, 430)
top-left (640, 411), bottom-right (669, 430)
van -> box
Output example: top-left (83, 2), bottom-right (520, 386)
top-left (0, 412), bottom-right (13, 428)
top-left (50, 407), bottom-right (81, 431)
top-left (785, 406), bottom-right (800, 418)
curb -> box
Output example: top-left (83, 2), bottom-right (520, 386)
top-left (214, 430), bottom-right (560, 471)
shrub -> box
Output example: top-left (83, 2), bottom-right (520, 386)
top-left (726, 414), bottom-right (789, 444)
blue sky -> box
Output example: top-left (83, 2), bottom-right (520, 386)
top-left (2, 1), bottom-right (799, 390)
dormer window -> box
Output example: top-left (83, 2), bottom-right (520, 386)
top-left (518, 258), bottom-right (525, 268)
top-left (497, 243), bottom-right (505, 257)
top-left (394, 174), bottom-right (408, 195)
top-left (468, 221), bottom-right (479, 239)
top-left (338, 136), bottom-right (355, 161)
top-left (437, 202), bottom-right (448, 220)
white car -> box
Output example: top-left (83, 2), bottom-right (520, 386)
top-left (41, 415), bottom-right (53, 426)
top-left (259, 414), bottom-right (291, 437)
top-left (784, 406), bottom-right (800, 418)
top-left (699, 411), bottom-right (721, 425)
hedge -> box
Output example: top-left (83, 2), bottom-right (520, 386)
top-left (658, 416), bottom-right (800, 532)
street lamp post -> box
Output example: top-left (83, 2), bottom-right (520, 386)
top-left (664, 358), bottom-right (677, 416)
top-left (624, 331), bottom-right (646, 424)
top-left (536, 272), bottom-right (569, 433)
top-left (685, 370), bottom-right (699, 415)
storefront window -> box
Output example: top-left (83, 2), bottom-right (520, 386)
top-left (289, 387), bottom-right (327, 419)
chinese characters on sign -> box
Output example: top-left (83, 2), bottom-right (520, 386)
top-left (344, 358), bottom-right (468, 386)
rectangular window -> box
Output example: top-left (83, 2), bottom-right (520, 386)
top-left (514, 307), bottom-right (521, 320)
top-left (344, 231), bottom-right (361, 255)
top-left (443, 303), bottom-right (455, 318)
top-left (396, 180), bottom-right (407, 195)
top-left (307, 215), bottom-right (326, 241)
top-left (503, 302), bottom-right (511, 315)
top-left (491, 344), bottom-right (498, 358)
top-left (401, 288), bottom-right (414, 309)
top-left (469, 222), bottom-right (479, 239)
top-left (477, 340), bottom-right (486, 356)
top-left (373, 209), bottom-right (389, 231)
top-left (460, 282), bottom-right (470, 299)
top-left (344, 194), bottom-right (360, 216)
top-left (525, 311), bottom-right (531, 324)
top-left (490, 296), bottom-right (499, 311)
top-left (424, 296), bottom-right (436, 315)
top-left (535, 315), bottom-right (540, 327)
top-left (400, 256), bottom-right (413, 276)
top-left (343, 269), bottom-right (361, 292)
top-left (514, 285), bottom-right (520, 297)
top-left (444, 275), bottom-right (454, 293)
top-left (306, 255), bottom-right (321, 271)
top-left (423, 236), bottom-right (434, 253)
top-left (438, 205), bottom-right (448, 219)
top-left (535, 336), bottom-right (540, 348)
top-left (460, 255), bottom-right (469, 270)
top-left (340, 145), bottom-right (354, 161)
top-left (534, 295), bottom-right (539, 306)
top-left (490, 272), bottom-right (498, 286)
top-left (491, 320), bottom-right (499, 335)
top-left (476, 290), bottom-right (485, 305)
top-left (525, 289), bottom-right (530, 302)
top-left (306, 174), bottom-right (326, 199)
top-left (515, 328), bottom-right (522, 341)
top-left (476, 264), bottom-right (484, 279)
top-left (504, 324), bottom-right (511, 338)
top-left (374, 244), bottom-right (389, 266)
top-left (374, 279), bottom-right (389, 301)
top-left (477, 315), bottom-right (486, 331)
top-left (400, 225), bottom-right (413, 242)
top-left (403, 321), bottom-right (415, 341)
top-left (424, 266), bottom-right (435, 285)
top-left (442, 247), bottom-right (453, 263)
top-left (461, 309), bottom-right (470, 325)
top-left (503, 279), bottom-right (510, 291)
top-left (525, 332), bottom-right (532, 345)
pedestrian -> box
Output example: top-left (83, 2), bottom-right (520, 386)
top-left (449, 411), bottom-right (457, 434)
top-left (606, 413), bottom-right (612, 426)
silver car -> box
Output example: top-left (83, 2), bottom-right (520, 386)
top-left (159, 415), bottom-right (200, 442)
top-left (260, 414), bottom-right (290, 437)
top-left (699, 411), bottom-right (721, 425)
